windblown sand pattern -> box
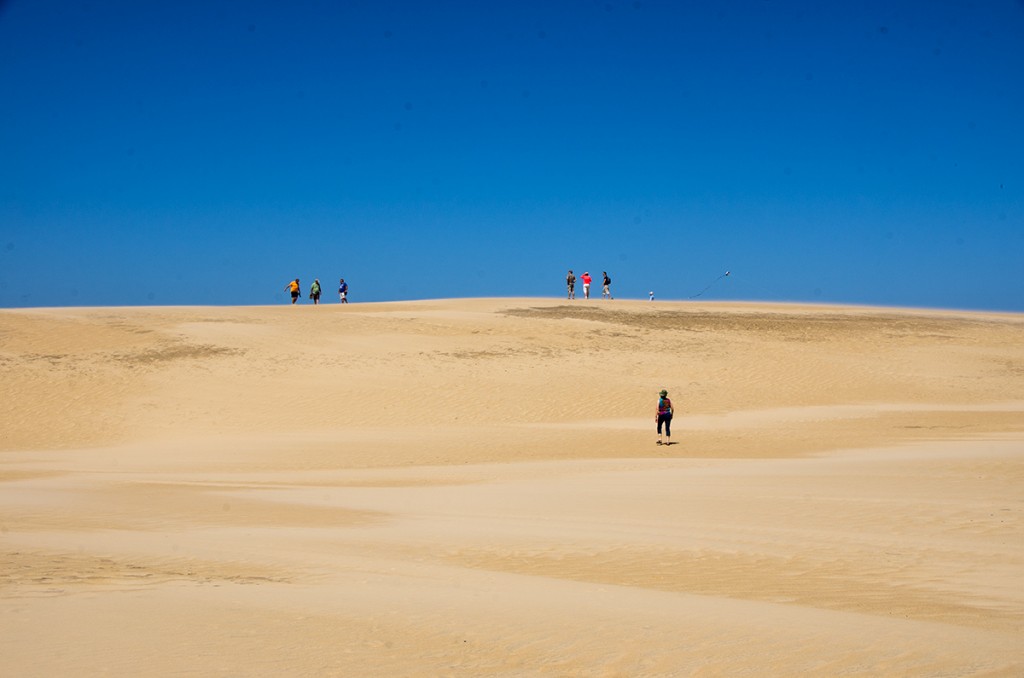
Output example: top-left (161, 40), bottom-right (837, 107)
top-left (2, 299), bottom-right (1022, 675)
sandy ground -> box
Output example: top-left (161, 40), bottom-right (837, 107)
top-left (1, 298), bottom-right (1022, 676)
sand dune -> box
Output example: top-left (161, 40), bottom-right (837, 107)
top-left (2, 299), bottom-right (1022, 675)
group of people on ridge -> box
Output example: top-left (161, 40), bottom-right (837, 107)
top-left (284, 278), bottom-right (349, 305)
top-left (565, 270), bottom-right (613, 300)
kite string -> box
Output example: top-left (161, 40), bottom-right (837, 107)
top-left (689, 271), bottom-right (730, 299)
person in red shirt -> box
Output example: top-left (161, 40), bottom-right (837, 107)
top-left (580, 272), bottom-right (593, 299)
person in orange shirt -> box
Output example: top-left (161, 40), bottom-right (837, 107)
top-left (284, 278), bottom-right (300, 304)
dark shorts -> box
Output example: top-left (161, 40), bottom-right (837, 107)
top-left (657, 413), bottom-right (672, 435)
top-left (291, 292), bottom-right (299, 299)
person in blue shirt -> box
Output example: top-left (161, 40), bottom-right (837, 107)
top-left (338, 278), bottom-right (349, 303)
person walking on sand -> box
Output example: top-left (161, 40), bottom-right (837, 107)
top-left (338, 278), bottom-right (349, 303)
top-left (285, 278), bottom-right (301, 304)
top-left (310, 279), bottom-right (322, 305)
top-left (602, 271), bottom-right (612, 299)
top-left (655, 389), bottom-right (673, 445)
top-left (581, 271), bottom-right (592, 299)
top-left (566, 270), bottom-right (576, 299)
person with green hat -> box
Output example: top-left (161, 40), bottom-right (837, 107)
top-left (655, 389), bottom-right (673, 445)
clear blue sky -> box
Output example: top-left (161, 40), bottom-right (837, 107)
top-left (2, 0), bottom-right (1022, 310)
